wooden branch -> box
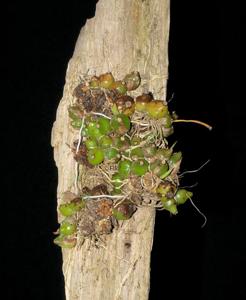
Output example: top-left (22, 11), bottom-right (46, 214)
top-left (51, 0), bottom-right (170, 299)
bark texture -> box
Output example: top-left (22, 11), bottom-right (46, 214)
top-left (51, 0), bottom-right (170, 299)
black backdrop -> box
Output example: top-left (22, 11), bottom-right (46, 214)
top-left (5, 1), bottom-right (245, 299)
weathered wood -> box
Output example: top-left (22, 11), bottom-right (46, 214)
top-left (51, 0), bottom-right (170, 299)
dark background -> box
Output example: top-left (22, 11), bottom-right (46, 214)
top-left (6, 1), bottom-right (245, 299)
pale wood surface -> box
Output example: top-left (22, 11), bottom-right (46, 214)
top-left (51, 0), bottom-right (170, 299)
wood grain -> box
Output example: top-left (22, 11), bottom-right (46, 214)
top-left (51, 1), bottom-right (170, 299)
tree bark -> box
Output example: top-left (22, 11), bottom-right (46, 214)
top-left (51, 0), bottom-right (170, 299)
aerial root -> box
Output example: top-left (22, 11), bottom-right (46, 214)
top-left (172, 119), bottom-right (212, 130)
